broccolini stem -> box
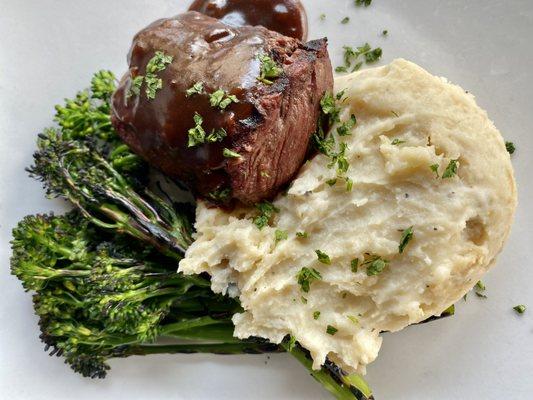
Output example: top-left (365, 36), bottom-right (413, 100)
top-left (127, 341), bottom-right (281, 356)
top-left (282, 343), bottom-right (372, 400)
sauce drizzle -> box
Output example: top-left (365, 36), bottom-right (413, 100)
top-left (189, 0), bottom-right (308, 41)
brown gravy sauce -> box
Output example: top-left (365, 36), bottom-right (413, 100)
top-left (189, 0), bottom-right (308, 41)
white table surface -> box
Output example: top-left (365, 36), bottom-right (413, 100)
top-left (1, 1), bottom-right (532, 399)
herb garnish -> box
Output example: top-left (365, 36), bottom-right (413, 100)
top-left (351, 258), bottom-right (359, 273)
top-left (144, 51), bottom-right (173, 100)
top-left (337, 43), bottom-right (382, 74)
top-left (258, 54), bottom-right (283, 85)
top-left (188, 115), bottom-right (228, 148)
top-left (382, 30), bottom-right (388, 36)
top-left (129, 76), bottom-right (144, 98)
top-left (475, 281), bottom-right (487, 298)
top-left (391, 138), bottom-right (405, 146)
top-left (320, 93), bottom-right (341, 124)
top-left (223, 148), bottom-right (242, 159)
top-left (275, 229), bottom-right (288, 243)
top-left (128, 51), bottom-right (173, 99)
top-left (347, 315), bottom-right (359, 324)
top-left (346, 177), bottom-right (354, 192)
top-left (210, 89), bottom-right (239, 110)
top-left (296, 231), bottom-right (309, 238)
top-left (315, 250), bottom-right (331, 265)
top-left (337, 115), bottom-right (357, 136)
top-left (313, 311), bottom-right (321, 320)
top-left (326, 325), bottom-right (338, 335)
top-left (320, 13), bottom-right (326, 21)
top-left (505, 141), bottom-right (516, 155)
top-left (341, 17), bottom-right (350, 24)
top-left (297, 267), bottom-right (322, 293)
top-left (253, 201), bottom-right (280, 230)
top-left (187, 113), bottom-right (207, 147)
top-left (430, 164), bottom-right (440, 178)
top-left (355, 0), bottom-right (372, 6)
top-left (206, 128), bottom-right (227, 143)
top-left (513, 305), bottom-right (526, 314)
top-left (442, 159), bottom-right (459, 179)
top-left (186, 81), bottom-right (204, 97)
top-left (363, 255), bottom-right (389, 276)
top-left (399, 226), bottom-right (414, 254)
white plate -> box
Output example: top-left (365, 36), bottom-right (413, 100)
top-left (1, 1), bottom-right (532, 399)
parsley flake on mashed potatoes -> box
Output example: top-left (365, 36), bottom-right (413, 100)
top-left (179, 59), bottom-right (517, 374)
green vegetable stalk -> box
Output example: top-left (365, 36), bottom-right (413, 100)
top-left (13, 71), bottom-right (373, 399)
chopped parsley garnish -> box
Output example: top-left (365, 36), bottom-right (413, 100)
top-left (442, 159), bottom-right (459, 179)
top-left (329, 142), bottom-right (350, 175)
top-left (355, 0), bottom-right (372, 6)
top-left (326, 325), bottom-right (338, 335)
top-left (335, 66), bottom-right (348, 73)
top-left (186, 81), bottom-right (204, 97)
top-left (513, 305), bottom-right (526, 314)
top-left (315, 250), bottom-right (331, 265)
top-left (258, 54), bottom-right (283, 85)
top-left (141, 51), bottom-right (174, 100)
top-left (187, 113), bottom-right (207, 147)
top-left (313, 311), bottom-right (321, 320)
top-left (391, 138), bottom-right (405, 145)
top-left (430, 164), bottom-right (440, 178)
top-left (210, 89), bottom-right (239, 110)
top-left (223, 148), bottom-right (242, 159)
top-left (301, 296), bottom-right (308, 304)
top-left (319, 13), bottom-right (326, 21)
top-left (475, 281), bottom-right (487, 298)
top-left (382, 30), bottom-right (389, 36)
top-left (188, 114), bottom-right (228, 148)
top-left (208, 188), bottom-right (231, 202)
top-left (296, 231), bottom-right (309, 238)
top-left (351, 258), bottom-right (360, 273)
top-left (144, 75), bottom-right (163, 99)
top-left (346, 177), bottom-right (354, 192)
top-left (337, 43), bottom-right (382, 74)
top-left (296, 267), bottom-right (322, 293)
top-left (146, 51), bottom-right (173, 74)
top-left (399, 226), bottom-right (414, 254)
top-left (313, 134), bottom-right (336, 157)
top-left (352, 61), bottom-right (363, 72)
top-left (320, 93), bottom-right (341, 124)
top-left (206, 128), bottom-right (227, 143)
top-left (129, 75), bottom-right (144, 97)
top-left (505, 141), bottom-right (516, 155)
top-left (337, 115), bottom-right (357, 136)
top-left (275, 229), bottom-right (288, 243)
top-left (253, 201), bottom-right (280, 230)
top-left (347, 315), bottom-right (359, 324)
top-left (326, 178), bottom-right (337, 187)
top-left (363, 255), bottom-right (389, 276)
top-left (341, 17), bottom-right (350, 24)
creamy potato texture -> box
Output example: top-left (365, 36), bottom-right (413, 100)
top-left (179, 59), bottom-right (517, 373)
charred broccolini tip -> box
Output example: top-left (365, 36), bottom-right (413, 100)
top-left (11, 211), bottom-right (278, 379)
top-left (27, 71), bottom-right (192, 258)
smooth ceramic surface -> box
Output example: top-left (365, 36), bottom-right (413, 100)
top-left (1, 1), bottom-right (532, 399)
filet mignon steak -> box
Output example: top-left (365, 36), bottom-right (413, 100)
top-left (112, 11), bottom-right (333, 204)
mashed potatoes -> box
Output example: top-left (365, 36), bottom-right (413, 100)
top-left (179, 59), bottom-right (517, 373)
